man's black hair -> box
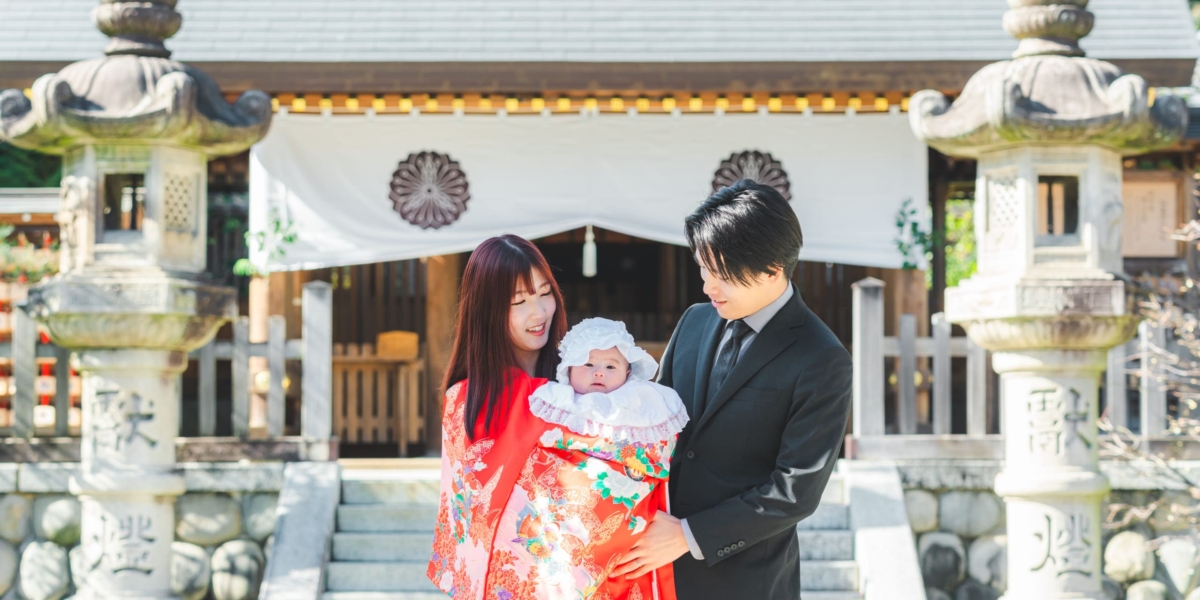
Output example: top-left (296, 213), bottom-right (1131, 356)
top-left (685, 179), bottom-right (803, 286)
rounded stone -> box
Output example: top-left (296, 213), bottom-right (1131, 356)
top-left (919, 532), bottom-right (966, 592)
top-left (1103, 576), bottom-right (1126, 600)
top-left (1158, 538), bottom-right (1200, 595)
top-left (968, 534), bottom-right (1006, 593)
top-left (241, 494), bottom-right (278, 542)
top-left (906, 490), bottom-right (939, 533)
top-left (67, 545), bottom-right (87, 591)
top-left (211, 540), bottom-right (265, 600)
top-left (18, 541), bottom-right (69, 600)
top-left (0, 540), bottom-right (16, 596)
top-left (1105, 530), bottom-right (1156, 583)
top-left (927, 588), bottom-right (953, 600)
top-left (954, 578), bottom-right (1000, 600)
top-left (0, 496), bottom-right (32, 544)
top-left (263, 535), bottom-right (274, 563)
top-left (176, 494), bottom-right (243, 546)
top-left (938, 491), bottom-right (1002, 538)
top-left (33, 497), bottom-right (81, 547)
top-left (1126, 580), bottom-right (1169, 600)
top-left (172, 541), bottom-right (211, 600)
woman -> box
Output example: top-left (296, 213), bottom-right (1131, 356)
top-left (428, 235), bottom-right (676, 600)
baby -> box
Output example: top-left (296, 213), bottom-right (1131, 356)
top-left (568, 345), bottom-right (631, 394)
top-left (491, 318), bottom-right (685, 598)
top-left (530, 317), bottom-right (688, 444)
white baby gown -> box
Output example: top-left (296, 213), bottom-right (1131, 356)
top-left (529, 317), bottom-right (688, 444)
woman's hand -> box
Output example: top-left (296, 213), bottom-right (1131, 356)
top-left (610, 511), bottom-right (690, 579)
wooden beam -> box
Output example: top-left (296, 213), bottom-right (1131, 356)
top-left (6, 59), bottom-right (1189, 95)
top-left (425, 253), bottom-right (463, 453)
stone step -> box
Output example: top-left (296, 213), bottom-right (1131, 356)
top-left (822, 474), bottom-right (845, 504)
top-left (323, 593), bottom-right (858, 600)
top-left (323, 594), bottom-right (449, 600)
top-left (327, 560), bottom-right (857, 593)
top-left (797, 502), bottom-right (850, 530)
top-left (332, 533), bottom-right (434, 562)
top-left (337, 504), bottom-right (438, 532)
top-left (340, 472), bottom-right (440, 505)
top-left (797, 530), bottom-right (854, 561)
top-left (801, 560), bottom-right (859, 591)
top-left (325, 561), bottom-right (438, 593)
top-left (338, 471), bottom-right (845, 506)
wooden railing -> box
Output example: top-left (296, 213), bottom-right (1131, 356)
top-left (0, 282), bottom-right (79, 438)
top-left (850, 277), bottom-right (1183, 460)
top-left (0, 281), bottom-right (409, 462)
top-left (331, 343), bottom-right (424, 456)
top-left (850, 278), bottom-right (1001, 459)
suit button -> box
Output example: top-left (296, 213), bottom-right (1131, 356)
top-left (717, 549), bottom-right (725, 557)
top-left (738, 541), bottom-right (745, 548)
top-left (686, 450), bottom-right (696, 459)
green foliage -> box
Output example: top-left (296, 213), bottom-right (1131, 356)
top-left (944, 200), bottom-right (977, 288)
top-left (1192, 1), bottom-right (1200, 29)
top-left (894, 198), bottom-right (936, 271)
top-left (233, 208), bottom-right (297, 276)
top-left (0, 142), bottom-right (61, 188)
top-left (894, 197), bottom-right (977, 289)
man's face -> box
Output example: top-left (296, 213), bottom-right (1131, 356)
top-left (696, 251), bottom-right (788, 320)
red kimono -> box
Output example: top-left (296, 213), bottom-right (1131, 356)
top-left (428, 370), bottom-right (677, 600)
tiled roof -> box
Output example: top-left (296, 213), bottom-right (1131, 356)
top-left (0, 0), bottom-right (1195, 64)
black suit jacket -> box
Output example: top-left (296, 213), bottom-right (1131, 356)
top-left (659, 288), bottom-right (853, 600)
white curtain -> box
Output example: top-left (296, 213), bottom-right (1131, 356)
top-left (250, 111), bottom-right (928, 270)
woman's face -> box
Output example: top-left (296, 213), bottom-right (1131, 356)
top-left (509, 269), bottom-right (557, 357)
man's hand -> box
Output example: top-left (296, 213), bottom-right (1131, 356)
top-left (610, 511), bottom-right (690, 580)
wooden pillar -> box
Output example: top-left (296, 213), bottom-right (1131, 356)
top-left (425, 253), bottom-right (462, 453)
top-left (248, 275), bottom-right (269, 436)
top-left (851, 277), bottom-right (885, 438)
top-left (930, 178), bottom-right (948, 316)
top-left (871, 267), bottom-right (931, 428)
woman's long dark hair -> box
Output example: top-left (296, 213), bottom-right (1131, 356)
top-left (443, 235), bottom-right (568, 440)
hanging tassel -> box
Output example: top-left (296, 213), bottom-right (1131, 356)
top-left (582, 225), bottom-right (597, 278)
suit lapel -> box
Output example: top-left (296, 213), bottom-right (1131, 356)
top-left (691, 311), bottom-right (725, 419)
top-left (694, 292), bottom-right (806, 432)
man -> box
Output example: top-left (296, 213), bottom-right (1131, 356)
top-left (611, 179), bottom-right (853, 599)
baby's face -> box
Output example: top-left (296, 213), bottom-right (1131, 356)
top-left (568, 347), bottom-right (630, 394)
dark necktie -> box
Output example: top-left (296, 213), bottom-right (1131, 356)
top-left (704, 319), bottom-right (753, 411)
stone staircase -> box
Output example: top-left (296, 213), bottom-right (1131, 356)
top-left (800, 473), bottom-right (862, 600)
top-left (322, 468), bottom-right (861, 600)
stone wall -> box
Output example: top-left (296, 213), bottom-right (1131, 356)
top-left (0, 463), bottom-right (282, 600)
top-left (899, 460), bottom-right (1200, 600)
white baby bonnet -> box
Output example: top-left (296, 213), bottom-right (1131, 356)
top-left (529, 318), bottom-right (689, 444)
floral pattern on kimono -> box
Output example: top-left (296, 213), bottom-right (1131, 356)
top-left (488, 427), bottom-right (676, 600)
top-left (428, 370), bottom-right (677, 600)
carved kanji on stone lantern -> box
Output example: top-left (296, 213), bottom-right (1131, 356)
top-left (0, 2), bottom-right (271, 598)
top-left (909, 2), bottom-right (1185, 599)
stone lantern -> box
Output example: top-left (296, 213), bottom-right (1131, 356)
top-left (0, 2), bottom-right (271, 598)
top-left (910, 1), bottom-right (1186, 599)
